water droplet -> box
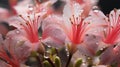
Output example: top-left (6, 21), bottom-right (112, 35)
top-left (67, 54), bottom-right (69, 57)
top-left (94, 10), bottom-right (99, 13)
top-left (94, 30), bottom-right (98, 33)
top-left (47, 45), bottom-right (51, 48)
top-left (28, 4), bottom-right (34, 11)
top-left (96, 42), bottom-right (99, 45)
top-left (93, 6), bottom-right (99, 13)
top-left (87, 57), bottom-right (91, 60)
top-left (100, 48), bottom-right (103, 51)
top-left (44, 56), bottom-right (49, 59)
top-left (103, 28), bottom-right (106, 31)
top-left (16, 30), bottom-right (20, 34)
top-left (42, 9), bottom-right (46, 12)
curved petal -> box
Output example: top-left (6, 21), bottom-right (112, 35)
top-left (78, 34), bottom-right (101, 57)
top-left (0, 61), bottom-right (11, 67)
top-left (99, 46), bottom-right (115, 64)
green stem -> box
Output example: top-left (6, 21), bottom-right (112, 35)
top-left (65, 53), bottom-right (73, 67)
top-left (45, 57), bottom-right (55, 67)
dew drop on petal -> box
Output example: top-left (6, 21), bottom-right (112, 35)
top-left (81, 63), bottom-right (87, 67)
top-left (67, 54), bottom-right (69, 57)
top-left (16, 30), bottom-right (20, 34)
top-left (87, 57), bottom-right (91, 60)
top-left (94, 30), bottom-right (98, 33)
top-left (92, 6), bottom-right (99, 13)
top-left (96, 42), bottom-right (99, 45)
top-left (65, 48), bottom-right (68, 51)
top-left (93, 9), bottom-right (99, 13)
top-left (47, 45), bottom-right (51, 48)
top-left (44, 56), bottom-right (49, 59)
top-left (103, 28), bottom-right (107, 31)
top-left (28, 4), bottom-right (34, 11)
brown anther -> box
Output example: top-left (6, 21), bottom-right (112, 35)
top-left (111, 26), bottom-right (114, 29)
top-left (26, 22), bottom-right (29, 25)
top-left (88, 22), bottom-right (90, 24)
top-left (18, 14), bottom-right (22, 17)
top-left (76, 17), bottom-right (78, 20)
top-left (114, 8), bottom-right (117, 12)
top-left (111, 14), bottom-right (113, 17)
top-left (27, 15), bottom-right (30, 18)
top-left (20, 23), bottom-right (23, 25)
top-left (85, 34), bottom-right (89, 36)
top-left (93, 35), bottom-right (96, 39)
top-left (106, 14), bottom-right (109, 17)
top-left (69, 18), bottom-right (73, 24)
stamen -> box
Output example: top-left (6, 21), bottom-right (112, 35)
top-left (69, 18), bottom-right (73, 24)
top-left (19, 15), bottom-right (28, 22)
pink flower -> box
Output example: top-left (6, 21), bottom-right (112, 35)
top-left (41, 2), bottom-right (96, 50)
top-left (7, 13), bottom-right (42, 50)
top-left (0, 34), bottom-right (30, 67)
top-left (102, 9), bottom-right (120, 45)
top-left (91, 9), bottom-right (120, 45)
top-left (62, 2), bottom-right (93, 45)
top-left (89, 9), bottom-right (120, 64)
top-left (68, 0), bottom-right (95, 17)
top-left (41, 15), bottom-right (66, 48)
top-left (34, 0), bottom-right (66, 18)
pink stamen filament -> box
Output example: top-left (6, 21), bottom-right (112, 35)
top-left (104, 14), bottom-right (120, 44)
top-left (70, 15), bottom-right (88, 45)
top-left (19, 15), bottom-right (39, 43)
top-left (0, 45), bottom-right (19, 67)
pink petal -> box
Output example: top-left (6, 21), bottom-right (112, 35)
top-left (0, 61), bottom-right (11, 67)
top-left (78, 34), bottom-right (101, 57)
top-left (99, 46), bottom-right (115, 64)
top-left (42, 25), bottom-right (66, 48)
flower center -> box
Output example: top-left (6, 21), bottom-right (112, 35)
top-left (19, 15), bottom-right (40, 43)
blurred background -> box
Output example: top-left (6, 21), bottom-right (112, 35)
top-left (0, 0), bottom-right (120, 19)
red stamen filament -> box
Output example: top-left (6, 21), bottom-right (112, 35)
top-left (70, 15), bottom-right (89, 45)
top-left (104, 13), bottom-right (120, 44)
top-left (19, 15), bottom-right (40, 43)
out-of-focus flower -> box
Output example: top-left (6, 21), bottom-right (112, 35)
top-left (0, 8), bottom-right (10, 22)
top-left (0, 34), bottom-right (30, 67)
top-left (0, 0), bottom-right (17, 17)
top-left (68, 0), bottom-right (96, 17)
top-left (14, 0), bottom-right (32, 15)
top-left (34, 0), bottom-right (66, 18)
top-left (9, 0), bottom-right (17, 15)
